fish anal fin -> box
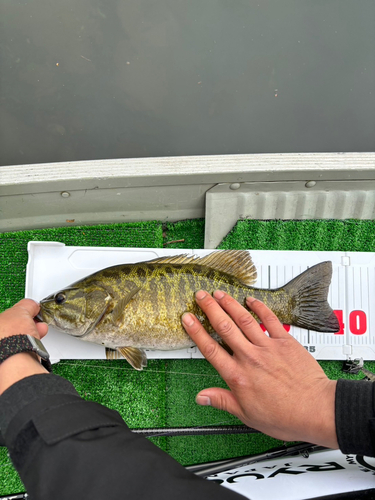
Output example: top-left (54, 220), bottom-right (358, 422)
top-left (117, 346), bottom-right (148, 370)
top-left (111, 287), bottom-right (141, 324)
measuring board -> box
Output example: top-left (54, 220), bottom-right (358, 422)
top-left (25, 241), bottom-right (375, 364)
top-left (205, 449), bottom-right (375, 500)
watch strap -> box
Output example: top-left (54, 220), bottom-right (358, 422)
top-left (0, 335), bottom-right (52, 372)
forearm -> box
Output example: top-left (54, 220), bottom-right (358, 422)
top-left (296, 378), bottom-right (338, 450)
top-left (1, 374), bottom-right (243, 500)
top-left (335, 378), bottom-right (375, 457)
top-left (0, 352), bottom-right (48, 395)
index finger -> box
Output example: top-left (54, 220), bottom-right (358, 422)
top-left (12, 298), bottom-right (41, 318)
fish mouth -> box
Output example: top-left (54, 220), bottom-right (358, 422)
top-left (36, 312), bottom-right (53, 325)
top-left (36, 299), bottom-right (55, 324)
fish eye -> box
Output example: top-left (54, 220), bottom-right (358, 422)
top-left (54, 293), bottom-right (66, 305)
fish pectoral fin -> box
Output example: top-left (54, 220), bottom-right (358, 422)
top-left (111, 287), bottom-right (141, 324)
top-left (117, 346), bottom-right (148, 370)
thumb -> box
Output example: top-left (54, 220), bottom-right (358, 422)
top-left (35, 321), bottom-right (49, 338)
top-left (196, 388), bottom-right (241, 416)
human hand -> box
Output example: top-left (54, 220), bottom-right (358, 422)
top-left (0, 299), bottom-right (48, 340)
top-left (0, 300), bottom-right (49, 395)
top-left (182, 290), bottom-right (338, 449)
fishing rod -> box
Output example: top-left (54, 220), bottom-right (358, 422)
top-left (186, 442), bottom-right (327, 477)
top-left (0, 494), bottom-right (28, 500)
top-left (132, 424), bottom-right (259, 438)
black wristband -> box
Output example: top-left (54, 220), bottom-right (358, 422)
top-left (0, 335), bottom-right (52, 372)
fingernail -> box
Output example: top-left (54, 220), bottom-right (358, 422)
top-left (182, 313), bottom-right (195, 327)
top-left (195, 290), bottom-right (207, 300)
top-left (213, 290), bottom-right (225, 300)
top-left (246, 297), bottom-right (256, 304)
top-left (196, 395), bottom-right (211, 406)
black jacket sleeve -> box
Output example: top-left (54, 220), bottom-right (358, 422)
top-left (0, 374), bottom-right (245, 500)
top-left (335, 378), bottom-right (375, 457)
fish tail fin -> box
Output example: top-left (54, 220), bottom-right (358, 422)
top-left (284, 261), bottom-right (339, 333)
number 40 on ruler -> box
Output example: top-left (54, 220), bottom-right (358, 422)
top-left (334, 310), bottom-right (367, 335)
top-left (260, 310), bottom-right (367, 335)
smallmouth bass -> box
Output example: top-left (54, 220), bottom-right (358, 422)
top-left (38, 250), bottom-right (339, 370)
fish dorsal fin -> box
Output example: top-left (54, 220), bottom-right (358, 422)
top-left (147, 250), bottom-right (257, 286)
top-left (197, 250), bottom-right (257, 285)
top-left (146, 254), bottom-right (197, 265)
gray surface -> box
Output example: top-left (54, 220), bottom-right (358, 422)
top-left (0, 0), bottom-right (374, 167)
top-left (1, 152), bottom-right (374, 233)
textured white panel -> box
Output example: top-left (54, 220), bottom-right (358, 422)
top-left (250, 189), bottom-right (375, 220)
top-left (205, 180), bottom-right (375, 248)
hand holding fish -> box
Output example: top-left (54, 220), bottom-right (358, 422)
top-left (0, 299), bottom-right (49, 395)
top-left (182, 291), bottom-right (339, 450)
top-left (0, 299), bottom-right (48, 341)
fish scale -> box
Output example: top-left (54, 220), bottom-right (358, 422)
top-left (38, 250), bottom-right (339, 370)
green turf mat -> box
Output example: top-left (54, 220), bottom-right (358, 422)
top-left (163, 219), bottom-right (205, 249)
top-left (219, 219), bottom-right (375, 252)
top-left (1, 219), bottom-right (375, 496)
